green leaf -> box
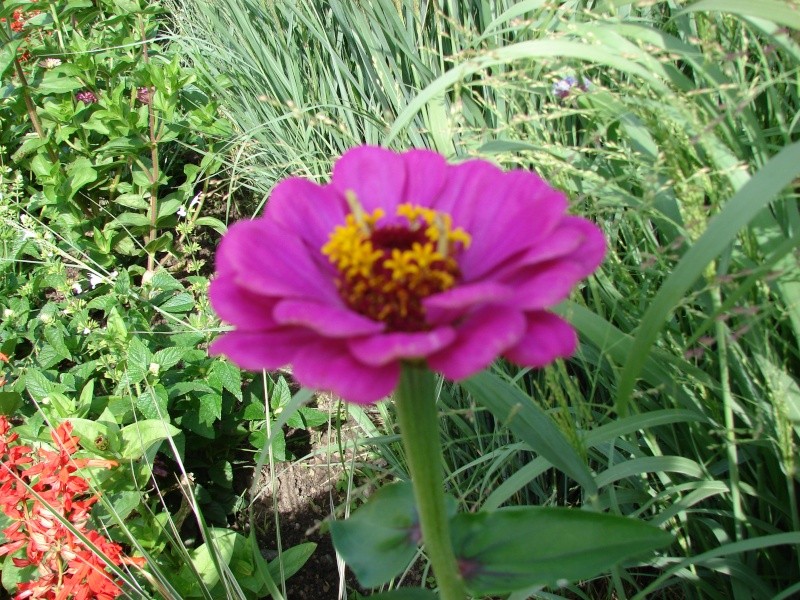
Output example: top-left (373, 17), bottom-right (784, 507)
top-left (36, 74), bottom-right (84, 94)
top-left (69, 417), bottom-right (121, 455)
top-left (157, 198), bottom-right (183, 220)
top-left (144, 232), bottom-right (173, 254)
top-left (267, 542), bottom-right (317, 582)
top-left (149, 269), bottom-right (184, 292)
top-left (153, 346), bottom-right (184, 370)
top-left (159, 292), bottom-right (194, 313)
top-left (208, 359), bottom-right (242, 400)
top-left (286, 406), bottom-right (329, 429)
top-left (249, 428), bottom-right (286, 460)
top-left (331, 481), bottom-right (456, 588)
top-left (451, 507), bottom-right (672, 595)
top-left (44, 326), bottom-right (72, 360)
top-left (270, 375), bottom-right (292, 410)
top-left (0, 40), bottom-right (22, 79)
top-left (199, 392), bottom-right (222, 425)
top-left (125, 337), bottom-right (152, 385)
top-left (0, 392), bottom-right (22, 415)
top-left (112, 212), bottom-right (151, 228)
top-left (463, 371), bottom-right (597, 495)
top-left (114, 193), bottom-right (149, 210)
top-left (119, 419), bottom-right (180, 460)
top-left (11, 136), bottom-right (50, 162)
top-left (186, 528), bottom-right (242, 590)
top-left (23, 368), bottom-right (58, 402)
top-left (65, 157), bottom-right (97, 201)
top-left (136, 385), bottom-right (169, 420)
top-left (194, 216), bottom-right (227, 234)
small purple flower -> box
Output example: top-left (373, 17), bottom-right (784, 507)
top-left (552, 75), bottom-right (591, 100)
top-left (75, 90), bottom-right (97, 105)
top-left (209, 146), bottom-right (606, 403)
top-left (136, 86), bottom-right (151, 105)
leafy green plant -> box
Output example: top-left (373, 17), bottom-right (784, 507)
top-left (1, 0), bottom-right (229, 272)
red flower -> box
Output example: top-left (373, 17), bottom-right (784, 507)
top-left (0, 416), bottom-right (142, 599)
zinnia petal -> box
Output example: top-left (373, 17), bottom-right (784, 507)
top-left (292, 341), bottom-right (400, 404)
top-left (273, 299), bottom-right (384, 337)
top-left (518, 216), bottom-right (607, 275)
top-left (428, 307), bottom-right (526, 380)
top-left (266, 177), bottom-right (347, 250)
top-left (348, 328), bottom-right (456, 366)
top-left (504, 312), bottom-right (577, 366)
top-left (401, 149), bottom-right (449, 206)
top-left (209, 329), bottom-right (315, 371)
top-left (332, 146), bottom-right (407, 213)
top-left (223, 219), bottom-right (338, 302)
top-left (424, 281), bottom-right (515, 323)
top-left (502, 261), bottom-right (588, 310)
top-left (209, 275), bottom-right (278, 329)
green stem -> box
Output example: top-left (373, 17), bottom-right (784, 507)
top-left (713, 286), bottom-right (744, 541)
top-left (395, 364), bottom-right (466, 600)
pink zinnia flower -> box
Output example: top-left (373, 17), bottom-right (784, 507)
top-left (209, 146), bottom-right (605, 403)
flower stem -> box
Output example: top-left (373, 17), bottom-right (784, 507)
top-left (395, 364), bottom-right (466, 600)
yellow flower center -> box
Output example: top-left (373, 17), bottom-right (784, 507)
top-left (322, 192), bottom-right (471, 331)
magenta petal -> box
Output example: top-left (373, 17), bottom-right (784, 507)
top-left (432, 159), bottom-right (504, 230)
top-left (348, 327), bottom-right (456, 366)
top-left (332, 146), bottom-right (407, 214)
top-left (503, 262), bottom-right (587, 310)
top-left (209, 275), bottom-right (278, 328)
top-left (273, 299), bottom-right (384, 337)
top-left (265, 177), bottom-right (347, 249)
top-left (427, 307), bottom-right (526, 380)
top-left (458, 172), bottom-right (569, 279)
top-left (292, 342), bottom-right (400, 404)
top-left (561, 216), bottom-right (607, 275)
top-left (518, 216), bottom-right (606, 275)
top-left (209, 328), bottom-right (315, 371)
top-left (503, 312), bottom-right (577, 367)
top-left (224, 219), bottom-right (339, 302)
top-left (423, 281), bottom-right (514, 323)
top-left (401, 149), bottom-right (448, 206)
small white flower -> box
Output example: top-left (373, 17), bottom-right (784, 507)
top-left (148, 362), bottom-right (160, 376)
top-left (72, 282), bottom-right (83, 294)
top-left (177, 206), bottom-right (187, 218)
top-left (189, 192), bottom-right (202, 208)
top-left (40, 58), bottom-right (62, 69)
top-left (82, 327), bottom-right (91, 335)
top-left (22, 229), bottom-right (36, 240)
top-left (89, 273), bottom-right (103, 288)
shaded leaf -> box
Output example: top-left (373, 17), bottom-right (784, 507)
top-left (451, 507), bottom-right (672, 595)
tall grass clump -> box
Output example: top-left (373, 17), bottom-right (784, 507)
top-left (172, 0), bottom-right (799, 598)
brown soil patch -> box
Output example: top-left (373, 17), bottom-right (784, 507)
top-left (249, 395), bottom-right (371, 599)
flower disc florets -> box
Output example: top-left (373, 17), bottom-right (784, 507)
top-left (322, 198), bottom-right (471, 331)
top-left (209, 146), bottom-right (606, 403)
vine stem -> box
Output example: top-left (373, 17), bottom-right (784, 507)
top-left (394, 364), bottom-right (467, 600)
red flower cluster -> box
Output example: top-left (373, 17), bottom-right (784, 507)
top-left (1, 1), bottom-right (45, 64)
top-left (0, 417), bottom-right (144, 599)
